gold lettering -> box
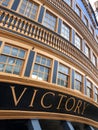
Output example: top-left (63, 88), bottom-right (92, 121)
top-left (29, 89), bottom-right (38, 107)
top-left (74, 100), bottom-right (82, 114)
top-left (56, 94), bottom-right (67, 110)
top-left (81, 102), bottom-right (89, 115)
top-left (41, 92), bottom-right (55, 109)
top-left (10, 86), bottom-right (27, 106)
top-left (65, 97), bottom-right (75, 111)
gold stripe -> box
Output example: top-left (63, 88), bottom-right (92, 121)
top-left (0, 110), bottom-right (97, 128)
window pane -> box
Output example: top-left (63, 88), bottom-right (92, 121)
top-left (18, 50), bottom-right (25, 58)
top-left (13, 66), bottom-right (20, 75)
top-left (75, 81), bottom-right (81, 91)
top-left (75, 34), bottom-right (81, 50)
top-left (32, 71), bottom-right (37, 79)
top-left (16, 59), bottom-right (23, 66)
top-left (95, 94), bottom-right (98, 102)
top-left (0, 45), bottom-right (26, 75)
top-left (92, 54), bottom-right (96, 66)
top-left (61, 80), bottom-right (64, 86)
top-left (32, 55), bottom-right (51, 81)
top-left (5, 65), bottom-right (13, 73)
top-left (57, 78), bottom-right (60, 85)
top-left (19, 9), bottom-right (24, 14)
top-left (0, 64), bottom-right (5, 72)
top-left (59, 64), bottom-right (69, 74)
top-left (75, 72), bottom-right (82, 81)
top-left (41, 57), bottom-right (46, 65)
top-left (61, 23), bottom-right (70, 41)
top-left (19, 0), bottom-right (38, 20)
top-left (84, 16), bottom-right (88, 26)
top-left (57, 72), bottom-right (68, 87)
top-left (43, 11), bottom-right (56, 31)
top-left (0, 41), bottom-right (2, 46)
top-left (75, 5), bottom-right (81, 17)
top-left (45, 68), bottom-right (49, 73)
top-left (3, 45), bottom-right (11, 54)
top-left (43, 74), bottom-right (48, 81)
top-left (74, 72), bottom-right (82, 91)
top-left (87, 88), bottom-right (91, 97)
top-left (0, 55), bottom-right (7, 63)
top-left (34, 64), bottom-right (39, 71)
top-left (87, 80), bottom-right (92, 88)
top-left (38, 72), bottom-right (43, 80)
top-left (95, 87), bottom-right (98, 93)
top-left (2, 0), bottom-right (10, 6)
top-left (36, 55), bottom-right (41, 63)
top-left (40, 66), bottom-right (44, 72)
top-left (85, 44), bottom-right (90, 58)
top-left (11, 48), bottom-right (18, 56)
top-left (8, 58), bottom-right (15, 65)
top-left (46, 59), bottom-right (51, 66)
top-left (21, 2), bottom-right (27, 9)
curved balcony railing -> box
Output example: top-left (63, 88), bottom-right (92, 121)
top-left (0, 6), bottom-right (98, 82)
top-left (46, 0), bottom-right (98, 55)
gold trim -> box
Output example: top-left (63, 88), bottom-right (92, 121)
top-left (0, 74), bottom-right (97, 107)
top-left (0, 111), bottom-right (97, 128)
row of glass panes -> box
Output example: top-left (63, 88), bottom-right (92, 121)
top-left (0, 0), bottom-right (97, 66)
top-left (0, 0), bottom-right (95, 36)
top-left (38, 6), bottom-right (97, 66)
top-left (0, 43), bottom-right (25, 75)
top-left (64, 0), bottom-right (95, 37)
top-left (0, 42), bottom-right (97, 103)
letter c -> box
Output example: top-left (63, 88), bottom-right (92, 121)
top-left (41, 92), bottom-right (55, 109)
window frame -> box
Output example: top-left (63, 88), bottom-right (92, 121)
top-left (92, 53), bottom-right (97, 67)
top-left (84, 43), bottom-right (90, 58)
top-left (74, 71), bottom-right (83, 92)
top-left (43, 10), bottom-right (57, 31)
top-left (0, 0), bottom-right (13, 8)
top-left (75, 4), bottom-right (81, 18)
top-left (84, 15), bottom-right (88, 27)
top-left (0, 43), bottom-right (26, 75)
top-left (94, 87), bottom-right (98, 103)
top-left (90, 26), bottom-right (94, 36)
top-left (86, 79), bottom-right (93, 98)
top-left (61, 22), bottom-right (71, 41)
top-left (31, 53), bottom-right (52, 82)
top-left (17, 0), bottom-right (40, 21)
top-left (57, 63), bottom-right (70, 88)
top-left (75, 33), bottom-right (82, 50)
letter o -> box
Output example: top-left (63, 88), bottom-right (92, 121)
top-left (65, 97), bottom-right (75, 111)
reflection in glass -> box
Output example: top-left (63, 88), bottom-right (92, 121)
top-left (8, 58), bottom-right (15, 64)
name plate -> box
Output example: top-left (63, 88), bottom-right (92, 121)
top-left (0, 82), bottom-right (98, 123)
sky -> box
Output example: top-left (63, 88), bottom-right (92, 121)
top-left (89, 0), bottom-right (96, 10)
top-left (89, 0), bottom-right (98, 20)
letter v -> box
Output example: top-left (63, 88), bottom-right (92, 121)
top-left (10, 86), bottom-right (27, 106)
